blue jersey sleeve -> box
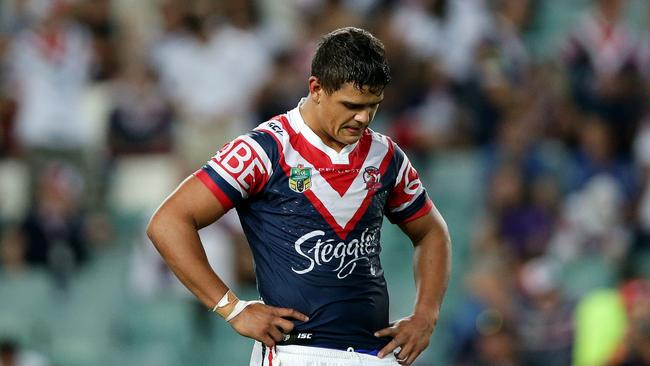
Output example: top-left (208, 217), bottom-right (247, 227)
top-left (385, 143), bottom-right (433, 223)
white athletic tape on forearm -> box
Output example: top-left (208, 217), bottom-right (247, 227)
top-left (226, 300), bottom-right (263, 322)
top-left (212, 291), bottom-right (233, 313)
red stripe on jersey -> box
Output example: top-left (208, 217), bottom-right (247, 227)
top-left (335, 139), bottom-right (394, 238)
top-left (301, 190), bottom-right (346, 237)
top-left (280, 117), bottom-right (332, 167)
top-left (325, 133), bottom-right (371, 196)
top-left (275, 121), bottom-right (395, 240)
top-left (194, 169), bottom-right (234, 210)
top-left (401, 197), bottom-right (433, 224)
top-left (277, 116), bottom-right (373, 197)
top-left (386, 153), bottom-right (424, 210)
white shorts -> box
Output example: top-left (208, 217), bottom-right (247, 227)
top-left (249, 341), bottom-right (400, 366)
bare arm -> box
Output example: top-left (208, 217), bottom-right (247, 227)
top-left (375, 204), bottom-right (451, 365)
top-left (146, 175), bottom-right (229, 306)
top-left (405, 203), bottom-right (451, 330)
top-left (146, 175), bottom-right (308, 346)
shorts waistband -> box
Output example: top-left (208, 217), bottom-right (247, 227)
top-left (273, 344), bottom-right (396, 362)
top-left (278, 332), bottom-right (381, 356)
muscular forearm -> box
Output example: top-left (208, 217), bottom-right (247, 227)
top-left (403, 206), bottom-right (451, 326)
top-left (146, 176), bottom-right (232, 310)
top-left (147, 210), bottom-right (228, 309)
top-left (412, 227), bottom-right (451, 325)
top-left (146, 177), bottom-right (308, 347)
top-left (376, 210), bottom-right (451, 362)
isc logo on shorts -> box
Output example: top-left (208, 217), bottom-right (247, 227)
top-left (282, 332), bottom-right (314, 344)
top-left (297, 333), bottom-right (312, 339)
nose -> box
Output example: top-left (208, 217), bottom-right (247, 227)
top-left (354, 109), bottom-right (371, 124)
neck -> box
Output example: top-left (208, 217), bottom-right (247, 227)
top-left (299, 99), bottom-right (346, 152)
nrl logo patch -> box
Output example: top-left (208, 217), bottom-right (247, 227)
top-left (289, 164), bottom-right (312, 193)
top-left (363, 166), bottom-right (382, 192)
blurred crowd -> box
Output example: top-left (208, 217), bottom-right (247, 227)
top-left (0, 0), bottom-right (649, 365)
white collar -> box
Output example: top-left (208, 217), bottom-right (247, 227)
top-left (287, 98), bottom-right (359, 164)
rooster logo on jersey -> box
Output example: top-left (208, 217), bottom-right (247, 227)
top-left (289, 164), bottom-right (312, 193)
top-left (363, 166), bottom-right (382, 192)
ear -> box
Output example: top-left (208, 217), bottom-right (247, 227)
top-left (308, 76), bottom-right (322, 103)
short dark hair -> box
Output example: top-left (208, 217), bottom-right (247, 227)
top-left (311, 27), bottom-right (391, 95)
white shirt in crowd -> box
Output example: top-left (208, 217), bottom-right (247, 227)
top-left (152, 24), bottom-right (271, 125)
top-left (8, 22), bottom-right (92, 150)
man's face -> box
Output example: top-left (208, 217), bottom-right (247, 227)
top-left (313, 82), bottom-right (383, 149)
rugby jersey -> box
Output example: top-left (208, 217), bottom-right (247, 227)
top-left (194, 100), bottom-right (433, 351)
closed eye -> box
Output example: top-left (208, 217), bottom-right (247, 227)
top-left (342, 102), bottom-right (382, 110)
top-left (342, 102), bottom-right (363, 110)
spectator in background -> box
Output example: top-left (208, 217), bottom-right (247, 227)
top-left (482, 161), bottom-right (556, 262)
top-left (561, 0), bottom-right (643, 158)
top-left (389, 0), bottom-right (450, 61)
top-left (107, 61), bottom-right (173, 157)
top-left (442, 0), bottom-right (490, 84)
top-left (101, 59), bottom-right (175, 206)
top-left (483, 101), bottom-right (548, 181)
top-left (151, 0), bottom-right (271, 170)
top-left (567, 115), bottom-right (636, 200)
top-left (388, 59), bottom-right (460, 156)
top-left (549, 174), bottom-right (630, 267)
top-left (450, 258), bottom-right (518, 365)
top-left (5, 0), bottom-right (93, 197)
top-left (75, 0), bottom-right (119, 81)
top-left (363, 3), bottom-right (422, 119)
top-left (256, 50), bottom-right (309, 121)
top-left (389, 0), bottom-right (490, 84)
top-left (21, 161), bottom-right (88, 288)
top-left (514, 258), bottom-right (575, 366)
top-left (383, 0), bottom-right (486, 143)
top-left (470, 324), bottom-right (518, 366)
top-left (484, 0), bottom-right (532, 84)
top-left (463, 0), bottom-right (533, 145)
